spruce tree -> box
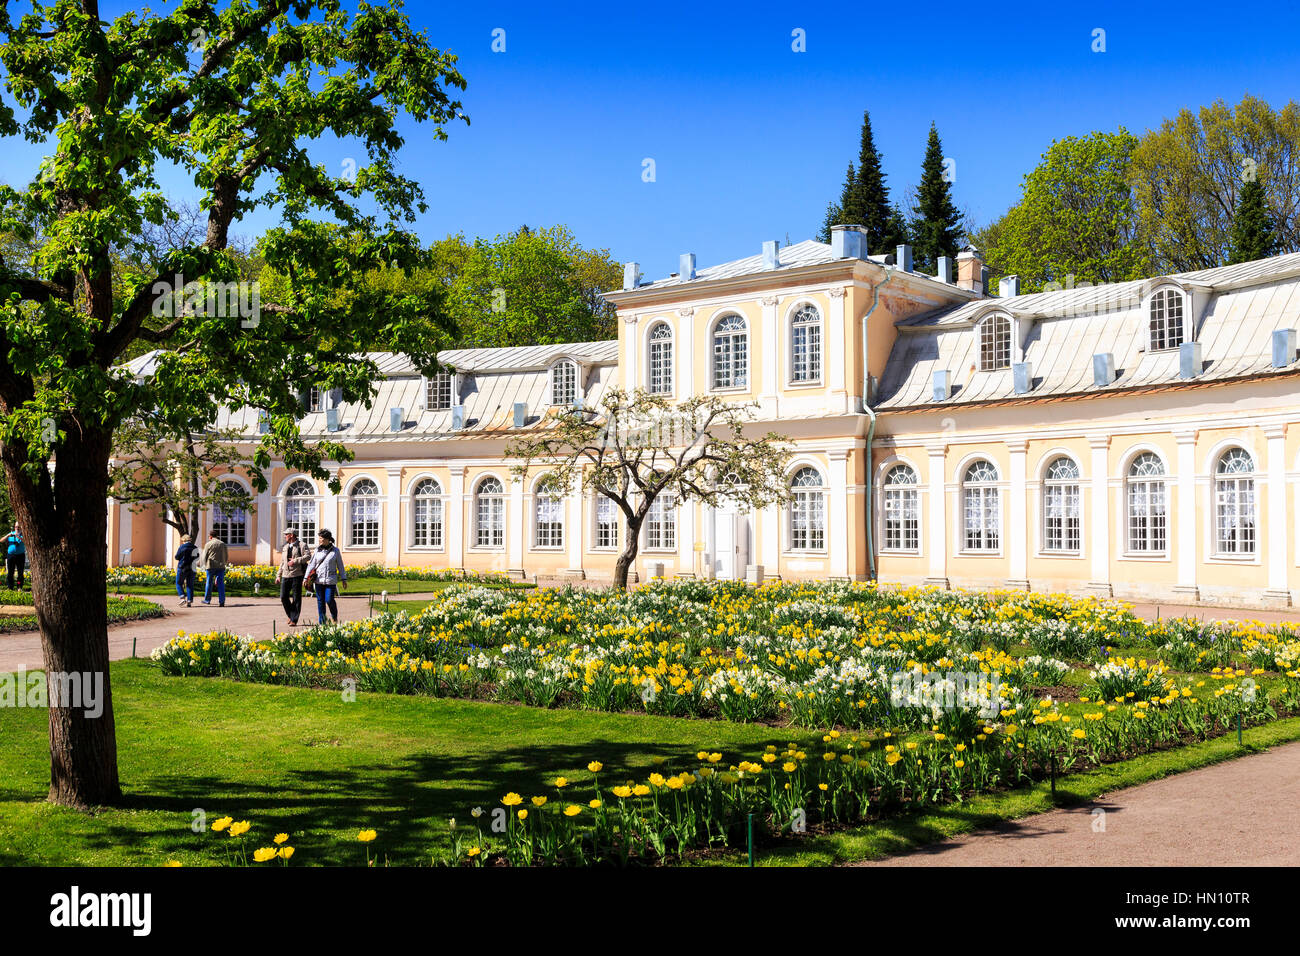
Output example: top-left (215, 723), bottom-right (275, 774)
top-left (1226, 177), bottom-right (1277, 264)
top-left (910, 123), bottom-right (965, 273)
top-left (849, 111), bottom-right (898, 255)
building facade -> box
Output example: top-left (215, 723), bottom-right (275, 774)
top-left (108, 227), bottom-right (1300, 607)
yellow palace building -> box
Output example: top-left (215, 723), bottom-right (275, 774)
top-left (109, 226), bottom-right (1300, 608)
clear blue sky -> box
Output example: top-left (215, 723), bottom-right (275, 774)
top-left (13, 1), bottom-right (1300, 279)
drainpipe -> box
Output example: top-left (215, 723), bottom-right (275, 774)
top-left (860, 266), bottom-right (893, 581)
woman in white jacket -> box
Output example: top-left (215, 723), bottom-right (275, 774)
top-left (304, 529), bottom-right (348, 624)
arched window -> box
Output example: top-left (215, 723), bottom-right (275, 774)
top-left (594, 494), bottom-right (619, 549)
top-left (1149, 288), bottom-right (1185, 351)
top-left (550, 360), bottom-right (577, 406)
top-left (284, 479), bottom-right (317, 543)
top-left (978, 315), bottom-right (1011, 371)
top-left (962, 460), bottom-right (1000, 551)
top-left (1042, 457), bottom-right (1081, 552)
top-left (211, 480), bottom-right (248, 546)
top-left (1126, 453), bottom-right (1167, 552)
top-left (534, 480), bottom-right (564, 549)
top-left (789, 304), bottom-right (822, 384)
top-left (425, 372), bottom-right (453, 411)
top-left (882, 464), bottom-right (919, 551)
top-left (647, 322), bottom-right (674, 395)
top-left (789, 466), bottom-right (826, 551)
top-left (1215, 448), bottom-right (1255, 555)
top-left (475, 476), bottom-right (505, 548)
top-left (712, 314), bottom-right (748, 389)
top-left (646, 491), bottom-right (676, 550)
top-left (412, 478), bottom-right (443, 548)
top-left (348, 478), bottom-right (381, 548)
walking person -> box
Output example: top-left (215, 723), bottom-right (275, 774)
top-left (5, 525), bottom-right (26, 591)
top-left (276, 529), bottom-right (308, 627)
top-left (174, 534), bottom-right (199, 606)
top-left (201, 530), bottom-right (228, 607)
top-left (304, 529), bottom-right (347, 625)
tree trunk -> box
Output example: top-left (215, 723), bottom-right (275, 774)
top-left (5, 426), bottom-right (122, 808)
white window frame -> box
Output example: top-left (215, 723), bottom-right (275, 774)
top-left (425, 372), bottom-right (454, 411)
top-left (593, 494), bottom-right (619, 550)
top-left (1125, 452), bottom-right (1167, 555)
top-left (645, 492), bottom-right (676, 551)
top-left (550, 360), bottom-right (578, 406)
top-left (283, 478), bottom-right (318, 544)
top-left (1042, 457), bottom-right (1081, 553)
top-left (881, 463), bottom-right (920, 553)
top-left (473, 476), bottom-right (505, 549)
top-left (1148, 287), bottom-right (1186, 352)
top-left (210, 479), bottom-right (249, 546)
top-left (978, 314), bottom-right (1012, 371)
top-left (787, 466), bottom-right (826, 552)
top-left (1214, 448), bottom-right (1256, 556)
top-left (711, 314), bottom-right (749, 390)
top-left (788, 304), bottom-right (823, 386)
top-left (347, 477), bottom-right (382, 549)
top-left (961, 460), bottom-right (1001, 552)
top-left (646, 322), bottom-right (674, 396)
top-left (411, 477), bottom-right (444, 549)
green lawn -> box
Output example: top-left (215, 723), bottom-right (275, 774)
top-left (0, 660), bottom-right (823, 867)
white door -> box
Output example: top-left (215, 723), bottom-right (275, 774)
top-left (715, 512), bottom-right (736, 580)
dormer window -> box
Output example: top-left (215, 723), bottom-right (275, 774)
top-left (977, 314), bottom-right (1011, 371)
top-left (1149, 288), bottom-right (1185, 351)
top-left (550, 359), bottom-right (577, 406)
top-left (425, 371), bottom-right (453, 410)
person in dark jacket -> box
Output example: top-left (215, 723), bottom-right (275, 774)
top-left (174, 534), bottom-right (199, 607)
top-left (4, 525), bottom-right (25, 591)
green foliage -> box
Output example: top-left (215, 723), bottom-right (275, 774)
top-left (1226, 177), bottom-right (1278, 265)
top-left (1130, 94), bottom-right (1300, 272)
top-left (974, 130), bottom-right (1148, 292)
top-left (908, 124), bottom-right (964, 274)
top-left (433, 225), bottom-right (621, 348)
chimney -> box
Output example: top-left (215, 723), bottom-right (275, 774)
top-left (762, 240), bottom-right (780, 270)
top-left (932, 369), bottom-right (952, 401)
top-left (622, 262), bottom-right (640, 291)
top-left (1272, 328), bottom-right (1296, 367)
top-left (830, 224), bottom-right (867, 260)
top-left (937, 256), bottom-right (953, 284)
top-left (999, 275), bottom-right (1020, 298)
top-left (896, 244), bottom-right (913, 273)
top-left (957, 247), bottom-right (984, 295)
top-left (679, 253), bottom-right (696, 281)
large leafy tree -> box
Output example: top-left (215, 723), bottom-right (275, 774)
top-left (1130, 94), bottom-right (1300, 272)
top-left (0, 0), bottom-right (466, 808)
top-left (908, 123), bottom-right (964, 274)
top-left (438, 225), bottom-right (621, 347)
top-left (506, 389), bottom-right (792, 589)
top-left (972, 130), bottom-right (1148, 292)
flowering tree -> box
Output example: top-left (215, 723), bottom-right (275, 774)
top-left (507, 388), bottom-right (792, 589)
top-left (0, 0), bottom-right (465, 808)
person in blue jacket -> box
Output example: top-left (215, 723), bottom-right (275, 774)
top-left (174, 534), bottom-right (199, 607)
top-left (4, 525), bottom-right (25, 591)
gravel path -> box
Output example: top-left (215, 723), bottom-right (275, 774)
top-left (0, 590), bottom-right (442, 673)
top-left (852, 740), bottom-right (1300, 867)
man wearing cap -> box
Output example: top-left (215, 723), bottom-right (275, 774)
top-left (276, 529), bottom-right (309, 627)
